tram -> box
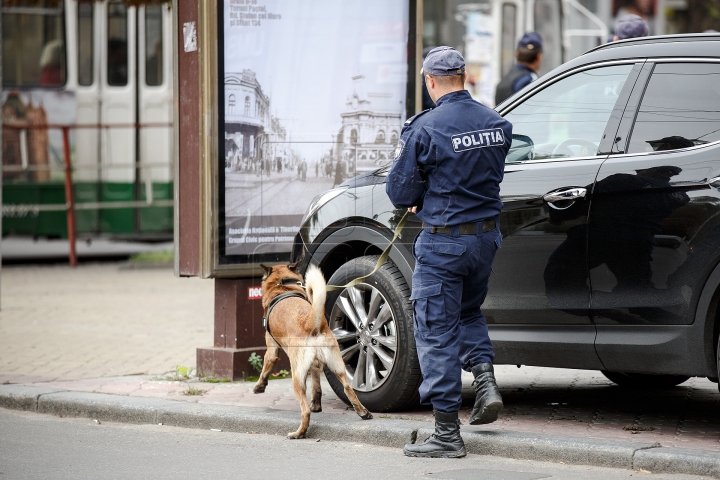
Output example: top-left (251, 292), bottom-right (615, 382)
top-left (2, 0), bottom-right (174, 239)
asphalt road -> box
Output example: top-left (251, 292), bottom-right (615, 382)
top-left (0, 409), bottom-right (711, 480)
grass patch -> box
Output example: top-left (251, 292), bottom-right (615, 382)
top-left (129, 250), bottom-right (174, 263)
top-left (244, 370), bottom-right (291, 382)
top-left (182, 386), bottom-right (207, 396)
top-left (200, 377), bottom-right (231, 383)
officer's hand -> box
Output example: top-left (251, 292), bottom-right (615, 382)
top-left (408, 206), bottom-right (418, 214)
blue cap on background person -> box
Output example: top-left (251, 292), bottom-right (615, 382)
top-left (422, 46), bottom-right (466, 76)
top-left (615, 14), bottom-right (649, 40)
top-left (517, 32), bottom-right (543, 51)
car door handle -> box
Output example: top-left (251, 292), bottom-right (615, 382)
top-left (543, 187), bottom-right (587, 203)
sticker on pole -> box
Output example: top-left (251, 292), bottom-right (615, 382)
top-left (248, 287), bottom-right (263, 300)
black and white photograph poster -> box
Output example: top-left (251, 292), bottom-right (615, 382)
top-left (222, 0), bottom-right (409, 257)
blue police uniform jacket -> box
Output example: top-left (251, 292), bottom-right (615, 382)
top-left (386, 90), bottom-right (512, 226)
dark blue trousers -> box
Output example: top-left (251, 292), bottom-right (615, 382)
top-left (410, 223), bottom-right (501, 413)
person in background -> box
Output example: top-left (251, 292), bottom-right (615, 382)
top-left (612, 14), bottom-right (649, 41)
top-left (494, 32), bottom-right (543, 105)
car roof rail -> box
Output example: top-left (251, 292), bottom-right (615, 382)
top-left (586, 32), bottom-right (720, 54)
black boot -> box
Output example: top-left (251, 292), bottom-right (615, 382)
top-left (469, 363), bottom-right (503, 425)
top-left (403, 410), bottom-right (466, 458)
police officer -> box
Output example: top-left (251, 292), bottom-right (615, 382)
top-left (386, 47), bottom-right (511, 458)
top-left (495, 32), bottom-right (543, 105)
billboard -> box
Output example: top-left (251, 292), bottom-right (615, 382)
top-left (218, 0), bottom-right (410, 266)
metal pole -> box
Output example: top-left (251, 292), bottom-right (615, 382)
top-left (61, 127), bottom-right (78, 267)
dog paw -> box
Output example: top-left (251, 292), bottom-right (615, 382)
top-left (310, 405), bottom-right (322, 413)
top-left (360, 411), bottom-right (373, 420)
top-left (287, 431), bottom-right (306, 439)
top-left (253, 385), bottom-right (266, 394)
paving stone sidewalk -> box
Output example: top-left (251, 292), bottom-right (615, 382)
top-left (1, 263), bottom-right (719, 457)
top-left (12, 365), bottom-right (720, 454)
top-left (0, 263), bottom-right (213, 383)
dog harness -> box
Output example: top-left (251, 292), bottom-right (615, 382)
top-left (261, 278), bottom-right (309, 343)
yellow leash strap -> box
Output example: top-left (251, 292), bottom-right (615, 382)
top-left (325, 210), bottom-right (411, 291)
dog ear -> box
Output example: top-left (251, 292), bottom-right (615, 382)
top-left (259, 264), bottom-right (274, 278)
top-left (287, 262), bottom-right (299, 272)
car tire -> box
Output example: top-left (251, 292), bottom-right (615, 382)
top-left (322, 255), bottom-right (421, 412)
top-left (601, 370), bottom-right (690, 388)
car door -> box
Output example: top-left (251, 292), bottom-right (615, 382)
top-left (590, 61), bottom-right (720, 373)
top-left (485, 61), bottom-right (642, 369)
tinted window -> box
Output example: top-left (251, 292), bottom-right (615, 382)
top-left (145, 5), bottom-right (163, 86)
top-left (2, 1), bottom-right (66, 87)
top-left (627, 63), bottom-right (720, 154)
top-left (107, 1), bottom-right (128, 86)
top-left (504, 64), bottom-right (633, 162)
top-left (77, 2), bottom-right (93, 86)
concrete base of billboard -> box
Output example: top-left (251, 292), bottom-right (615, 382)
top-left (196, 278), bottom-right (291, 380)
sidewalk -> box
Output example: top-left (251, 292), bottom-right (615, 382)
top-left (1, 263), bottom-right (719, 477)
top-left (0, 263), bottom-right (213, 383)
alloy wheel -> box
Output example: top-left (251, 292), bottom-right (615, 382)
top-left (328, 283), bottom-right (397, 392)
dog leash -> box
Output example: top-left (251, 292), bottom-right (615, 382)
top-left (325, 210), bottom-right (410, 291)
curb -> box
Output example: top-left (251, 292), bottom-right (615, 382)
top-left (1, 385), bottom-right (718, 478)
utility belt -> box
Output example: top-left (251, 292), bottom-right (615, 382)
top-left (422, 217), bottom-right (498, 236)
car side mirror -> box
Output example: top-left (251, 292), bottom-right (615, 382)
top-left (506, 134), bottom-right (535, 163)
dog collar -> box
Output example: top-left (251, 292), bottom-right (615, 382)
top-left (277, 277), bottom-right (304, 288)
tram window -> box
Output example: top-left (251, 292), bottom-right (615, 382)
top-left (500, 3), bottom-right (517, 78)
top-left (107, 1), bottom-right (128, 87)
top-left (145, 5), bottom-right (163, 86)
top-left (1, 1), bottom-right (66, 87)
top-left (78, 3), bottom-right (93, 86)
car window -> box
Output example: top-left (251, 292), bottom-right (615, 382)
top-left (627, 63), bottom-right (720, 154)
top-left (504, 64), bottom-right (633, 162)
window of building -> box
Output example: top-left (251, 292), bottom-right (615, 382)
top-left (145, 4), bottom-right (163, 86)
top-left (228, 94), bottom-right (235, 114)
top-left (350, 129), bottom-right (358, 145)
top-left (533, 0), bottom-right (563, 76)
top-left (390, 131), bottom-right (399, 144)
top-left (500, 3), bottom-right (517, 78)
top-left (627, 63), bottom-right (720, 154)
top-left (503, 64), bottom-right (633, 162)
top-left (244, 96), bottom-right (250, 116)
top-left (2, 1), bottom-right (66, 87)
top-left (77, 2), bottom-right (93, 86)
top-left (375, 130), bottom-right (386, 144)
top-left (107, 1), bottom-right (128, 86)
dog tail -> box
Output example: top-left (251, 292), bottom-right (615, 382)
top-left (304, 264), bottom-right (327, 332)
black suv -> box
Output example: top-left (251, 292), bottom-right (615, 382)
top-left (292, 34), bottom-right (720, 412)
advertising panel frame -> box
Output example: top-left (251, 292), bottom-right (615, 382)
top-left (194, 0), bottom-right (423, 278)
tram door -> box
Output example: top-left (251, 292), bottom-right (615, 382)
top-left (73, 0), bottom-right (172, 236)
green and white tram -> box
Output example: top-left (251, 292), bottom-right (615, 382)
top-left (2, 0), bottom-right (173, 239)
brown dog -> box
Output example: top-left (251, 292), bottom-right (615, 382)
top-left (254, 263), bottom-right (373, 438)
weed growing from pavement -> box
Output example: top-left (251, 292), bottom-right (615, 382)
top-left (182, 386), bottom-right (207, 396)
top-left (248, 352), bottom-right (263, 373)
top-left (150, 365), bottom-right (195, 382)
top-left (200, 377), bottom-right (231, 383)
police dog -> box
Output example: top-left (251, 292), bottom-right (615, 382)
top-left (254, 263), bottom-right (373, 439)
